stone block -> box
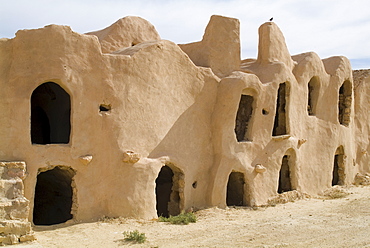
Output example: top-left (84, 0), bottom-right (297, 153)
top-left (6, 200), bottom-right (30, 220)
top-left (0, 220), bottom-right (31, 235)
top-left (0, 162), bottom-right (26, 180)
top-left (0, 179), bottom-right (24, 199)
top-left (19, 233), bottom-right (36, 242)
top-left (1, 234), bottom-right (19, 245)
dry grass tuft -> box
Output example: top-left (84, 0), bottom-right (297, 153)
top-left (320, 186), bottom-right (350, 199)
top-left (267, 190), bottom-right (311, 206)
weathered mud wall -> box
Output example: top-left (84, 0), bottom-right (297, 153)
top-left (0, 18), bottom-right (218, 223)
top-left (0, 15), bottom-right (368, 227)
top-left (179, 15), bottom-right (240, 78)
top-left (209, 22), bottom-right (356, 206)
top-left (354, 70), bottom-right (370, 173)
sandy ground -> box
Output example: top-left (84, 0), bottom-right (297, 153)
top-left (14, 185), bottom-right (370, 248)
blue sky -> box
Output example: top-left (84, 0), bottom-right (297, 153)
top-left (1, 0), bottom-right (369, 69)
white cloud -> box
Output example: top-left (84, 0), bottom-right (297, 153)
top-left (1, 0), bottom-right (369, 69)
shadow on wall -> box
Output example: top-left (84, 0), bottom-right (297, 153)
top-left (149, 72), bottom-right (217, 212)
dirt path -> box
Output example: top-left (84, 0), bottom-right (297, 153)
top-left (15, 186), bottom-right (370, 248)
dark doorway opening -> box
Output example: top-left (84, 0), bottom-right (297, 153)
top-left (332, 146), bottom-right (345, 186)
top-left (226, 172), bottom-right (246, 206)
top-left (235, 95), bottom-right (254, 142)
top-left (338, 80), bottom-right (352, 127)
top-left (33, 166), bottom-right (75, 225)
top-left (155, 165), bottom-right (183, 217)
top-left (273, 83), bottom-right (287, 136)
top-left (31, 82), bottom-right (71, 144)
top-left (332, 155), bottom-right (340, 186)
top-left (278, 155), bottom-right (292, 193)
top-left (307, 77), bottom-right (319, 116)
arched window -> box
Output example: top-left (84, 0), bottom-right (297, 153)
top-left (307, 76), bottom-right (320, 116)
top-left (273, 83), bottom-right (288, 136)
top-left (338, 80), bottom-right (352, 126)
top-left (235, 94), bottom-right (254, 141)
top-left (31, 82), bottom-right (71, 144)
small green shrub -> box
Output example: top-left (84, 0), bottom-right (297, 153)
top-left (122, 230), bottom-right (146, 244)
top-left (158, 212), bottom-right (197, 225)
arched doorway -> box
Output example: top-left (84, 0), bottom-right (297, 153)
top-left (31, 82), bottom-right (71, 144)
top-left (278, 149), bottom-right (297, 193)
top-left (332, 146), bottom-right (345, 186)
top-left (226, 171), bottom-right (247, 206)
top-left (155, 164), bottom-right (184, 217)
top-left (33, 166), bottom-right (75, 225)
top-left (278, 155), bottom-right (292, 193)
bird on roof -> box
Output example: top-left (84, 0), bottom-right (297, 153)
top-left (270, 17), bottom-right (273, 21)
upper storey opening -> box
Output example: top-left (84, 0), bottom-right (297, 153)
top-left (338, 80), bottom-right (352, 127)
top-left (235, 94), bottom-right (254, 142)
top-left (31, 82), bottom-right (71, 144)
top-left (273, 83), bottom-right (288, 136)
top-left (307, 76), bottom-right (320, 116)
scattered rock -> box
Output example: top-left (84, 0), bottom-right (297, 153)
top-left (267, 190), bottom-right (311, 205)
top-left (123, 151), bottom-right (141, 163)
top-left (354, 173), bottom-right (370, 186)
top-left (254, 164), bottom-right (266, 173)
top-left (79, 155), bottom-right (93, 165)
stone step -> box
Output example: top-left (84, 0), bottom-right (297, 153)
top-left (0, 179), bottom-right (23, 199)
top-left (0, 198), bottom-right (29, 220)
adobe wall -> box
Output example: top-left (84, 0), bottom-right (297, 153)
top-left (0, 19), bottom-right (218, 222)
top-left (0, 15), bottom-right (368, 225)
top-left (180, 18), bottom-right (358, 206)
top-left (354, 70), bottom-right (370, 173)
